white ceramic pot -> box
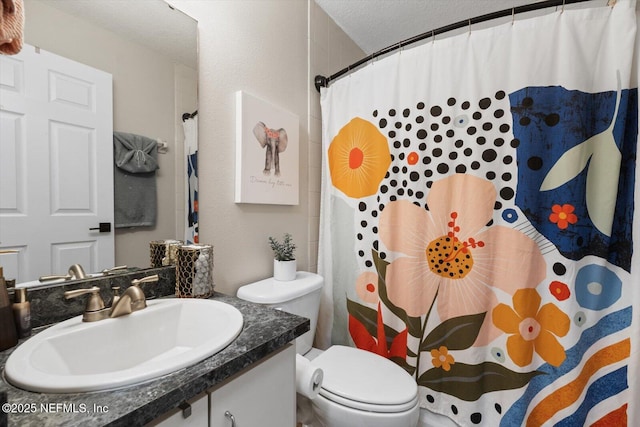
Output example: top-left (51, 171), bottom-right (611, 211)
top-left (274, 259), bottom-right (297, 281)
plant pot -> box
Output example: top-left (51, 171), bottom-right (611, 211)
top-left (274, 259), bottom-right (296, 281)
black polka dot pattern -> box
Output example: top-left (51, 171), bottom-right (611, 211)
top-left (470, 412), bottom-right (483, 424)
top-left (352, 90), bottom-right (517, 278)
top-left (553, 262), bottom-right (567, 275)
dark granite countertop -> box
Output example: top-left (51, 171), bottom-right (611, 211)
top-left (0, 293), bottom-right (309, 427)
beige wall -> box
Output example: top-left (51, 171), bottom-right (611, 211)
top-left (170, 0), bottom-right (364, 295)
top-left (24, 0), bottom-right (363, 292)
top-left (24, 0), bottom-right (197, 268)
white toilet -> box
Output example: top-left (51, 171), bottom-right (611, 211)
top-left (237, 271), bottom-right (420, 427)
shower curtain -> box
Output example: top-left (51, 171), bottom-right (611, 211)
top-left (183, 115), bottom-right (199, 244)
top-left (318, 2), bottom-right (639, 426)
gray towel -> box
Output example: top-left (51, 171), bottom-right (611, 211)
top-left (113, 131), bottom-right (159, 228)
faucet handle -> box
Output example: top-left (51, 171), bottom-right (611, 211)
top-left (111, 286), bottom-right (121, 306)
top-left (131, 274), bottom-right (159, 287)
top-left (39, 273), bottom-right (72, 282)
top-left (65, 286), bottom-right (104, 307)
top-left (102, 265), bottom-right (128, 275)
top-left (64, 286), bottom-right (108, 322)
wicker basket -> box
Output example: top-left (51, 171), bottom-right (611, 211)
top-left (149, 240), bottom-right (183, 268)
top-left (176, 244), bottom-right (214, 298)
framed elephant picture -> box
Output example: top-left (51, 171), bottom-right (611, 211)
top-left (235, 91), bottom-right (299, 205)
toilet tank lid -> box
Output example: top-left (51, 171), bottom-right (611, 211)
top-left (236, 271), bottom-right (323, 304)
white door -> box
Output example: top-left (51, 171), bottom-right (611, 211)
top-left (0, 44), bottom-right (114, 283)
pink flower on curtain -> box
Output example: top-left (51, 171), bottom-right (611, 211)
top-left (355, 271), bottom-right (380, 304)
top-left (378, 174), bottom-right (546, 332)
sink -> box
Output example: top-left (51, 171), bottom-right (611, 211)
top-left (4, 299), bottom-right (243, 393)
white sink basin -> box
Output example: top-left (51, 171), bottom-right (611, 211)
top-left (5, 298), bottom-right (243, 393)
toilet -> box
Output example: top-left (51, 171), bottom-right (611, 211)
top-left (237, 271), bottom-right (420, 427)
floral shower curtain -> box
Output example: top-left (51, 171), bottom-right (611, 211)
top-left (318, 2), bottom-right (639, 426)
top-left (183, 115), bottom-right (198, 244)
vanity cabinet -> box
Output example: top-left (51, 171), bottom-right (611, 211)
top-left (147, 393), bottom-right (208, 427)
top-left (209, 343), bottom-right (296, 427)
top-left (149, 343), bottom-right (296, 427)
top-left (0, 292), bottom-right (308, 427)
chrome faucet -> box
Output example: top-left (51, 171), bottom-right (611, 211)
top-left (64, 274), bottom-right (159, 322)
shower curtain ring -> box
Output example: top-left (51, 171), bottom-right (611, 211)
top-left (561, 0), bottom-right (565, 13)
top-left (512, 8), bottom-right (515, 25)
top-left (432, 30), bottom-right (435, 45)
top-left (468, 19), bottom-right (472, 35)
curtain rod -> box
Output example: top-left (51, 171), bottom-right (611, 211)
top-left (314, 0), bottom-right (597, 92)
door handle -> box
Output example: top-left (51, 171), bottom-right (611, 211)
top-left (89, 222), bottom-right (111, 233)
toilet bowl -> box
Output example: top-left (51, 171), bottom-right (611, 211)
top-left (310, 345), bottom-right (419, 427)
top-left (237, 272), bottom-right (420, 427)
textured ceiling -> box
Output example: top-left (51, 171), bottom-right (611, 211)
top-left (314, 0), bottom-right (545, 55)
top-left (41, 0), bottom-right (197, 68)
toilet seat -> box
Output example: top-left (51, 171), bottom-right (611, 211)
top-left (311, 345), bottom-right (418, 413)
top-left (318, 388), bottom-right (419, 413)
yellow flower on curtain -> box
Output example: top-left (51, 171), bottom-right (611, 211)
top-left (378, 174), bottom-right (547, 338)
top-left (493, 288), bottom-right (570, 367)
top-left (431, 346), bottom-right (455, 371)
top-left (328, 117), bottom-right (391, 198)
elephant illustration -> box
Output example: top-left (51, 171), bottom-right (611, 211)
top-left (253, 121), bottom-right (288, 176)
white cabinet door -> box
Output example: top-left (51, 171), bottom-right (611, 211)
top-left (210, 344), bottom-right (296, 427)
top-left (0, 44), bottom-right (114, 282)
top-left (147, 393), bottom-right (208, 427)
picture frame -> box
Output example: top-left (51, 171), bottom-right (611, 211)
top-left (234, 91), bottom-right (299, 205)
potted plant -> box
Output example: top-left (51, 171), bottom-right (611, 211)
top-left (269, 233), bottom-right (296, 281)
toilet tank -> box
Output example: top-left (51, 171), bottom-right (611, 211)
top-left (236, 272), bottom-right (323, 355)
